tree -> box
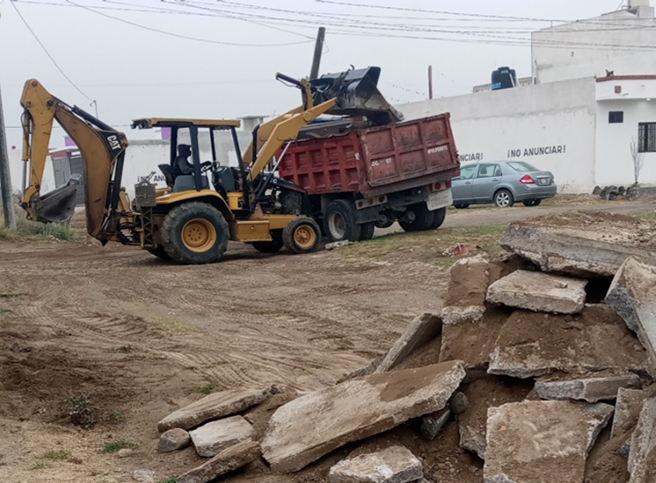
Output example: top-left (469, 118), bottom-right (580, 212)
top-left (630, 137), bottom-right (645, 185)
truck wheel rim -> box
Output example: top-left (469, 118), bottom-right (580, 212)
top-left (182, 218), bottom-right (216, 252)
top-left (497, 192), bottom-right (510, 207)
top-left (294, 225), bottom-right (316, 249)
top-left (328, 212), bottom-right (346, 239)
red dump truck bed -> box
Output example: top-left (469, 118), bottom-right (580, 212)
top-left (278, 114), bottom-right (460, 198)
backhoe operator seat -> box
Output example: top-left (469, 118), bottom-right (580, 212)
top-left (158, 164), bottom-right (175, 187)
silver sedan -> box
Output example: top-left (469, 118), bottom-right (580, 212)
top-left (451, 161), bottom-right (557, 208)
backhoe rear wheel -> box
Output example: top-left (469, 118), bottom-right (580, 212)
top-left (147, 246), bottom-right (170, 260)
top-left (283, 217), bottom-right (321, 254)
top-left (161, 202), bottom-right (229, 264)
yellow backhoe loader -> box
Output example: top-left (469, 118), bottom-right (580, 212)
top-left (19, 69), bottom-right (397, 264)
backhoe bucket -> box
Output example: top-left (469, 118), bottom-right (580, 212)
top-left (310, 67), bottom-right (404, 126)
top-left (32, 174), bottom-right (80, 224)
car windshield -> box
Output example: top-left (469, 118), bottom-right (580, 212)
top-left (507, 161), bottom-right (538, 173)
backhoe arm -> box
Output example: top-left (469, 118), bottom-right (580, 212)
top-left (20, 79), bottom-right (129, 241)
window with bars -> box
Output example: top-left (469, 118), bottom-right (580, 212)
top-left (609, 111), bottom-right (624, 123)
top-left (639, 123), bottom-right (656, 153)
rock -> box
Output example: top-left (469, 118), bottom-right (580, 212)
top-left (458, 376), bottom-right (533, 460)
top-left (439, 306), bottom-right (509, 370)
top-left (486, 270), bottom-right (588, 314)
top-left (329, 446), bottom-right (423, 483)
top-left (420, 408), bottom-right (451, 441)
top-left (262, 361), bottom-right (466, 473)
top-left (484, 400), bottom-right (614, 483)
top-left (488, 305), bottom-right (650, 379)
top-left (375, 313), bottom-right (442, 373)
top-left (440, 255), bottom-right (489, 325)
top-left (326, 240), bottom-right (350, 250)
top-left (159, 428), bottom-right (191, 453)
top-left (177, 440), bottom-right (262, 483)
top-left (606, 257), bottom-right (656, 371)
top-left (158, 386), bottom-right (276, 432)
top-left (628, 397), bottom-right (656, 483)
top-left (117, 448), bottom-right (133, 458)
top-left (534, 374), bottom-right (641, 403)
top-left (189, 416), bottom-right (255, 458)
top-left (626, 186), bottom-right (640, 200)
top-left (449, 392), bottom-right (469, 415)
top-left (500, 211), bottom-right (656, 277)
top-left (592, 185), bottom-right (602, 195)
top-left (132, 469), bottom-right (155, 483)
top-left (612, 389), bottom-right (648, 441)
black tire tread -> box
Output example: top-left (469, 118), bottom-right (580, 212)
top-left (359, 222), bottom-right (375, 241)
top-left (399, 203), bottom-right (436, 232)
top-left (429, 207), bottom-right (447, 230)
top-left (323, 199), bottom-right (361, 242)
top-left (282, 217), bottom-right (321, 254)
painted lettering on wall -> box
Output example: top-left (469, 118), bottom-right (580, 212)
top-left (507, 145), bottom-right (567, 158)
top-left (458, 152), bottom-right (484, 162)
top-left (138, 175), bottom-right (167, 183)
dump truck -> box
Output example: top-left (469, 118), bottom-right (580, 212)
top-left (277, 113), bottom-right (461, 242)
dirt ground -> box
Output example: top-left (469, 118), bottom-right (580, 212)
top-left (0, 199), bottom-right (654, 483)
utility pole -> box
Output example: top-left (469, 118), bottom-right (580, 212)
top-left (309, 27), bottom-right (326, 80)
top-left (428, 65), bottom-right (434, 100)
top-left (0, 83), bottom-right (16, 229)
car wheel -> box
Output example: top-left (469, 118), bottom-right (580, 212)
top-left (523, 199), bottom-right (542, 207)
top-left (494, 189), bottom-right (514, 208)
top-left (453, 204), bottom-right (470, 209)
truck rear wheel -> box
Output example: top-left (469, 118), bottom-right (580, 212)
top-left (161, 202), bottom-right (229, 264)
top-left (324, 199), bottom-right (361, 242)
top-left (429, 207), bottom-right (447, 230)
top-left (283, 217), bottom-right (321, 254)
top-left (399, 203), bottom-right (435, 232)
top-left (359, 222), bottom-right (375, 241)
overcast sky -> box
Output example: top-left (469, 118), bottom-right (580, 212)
top-left (1, 0), bottom-right (624, 150)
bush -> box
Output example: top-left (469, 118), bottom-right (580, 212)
top-left (0, 203), bottom-right (75, 241)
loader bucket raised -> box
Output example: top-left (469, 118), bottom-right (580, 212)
top-left (31, 174), bottom-right (80, 224)
top-left (310, 67), bottom-right (404, 126)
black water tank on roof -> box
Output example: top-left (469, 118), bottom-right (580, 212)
top-left (491, 66), bottom-right (517, 90)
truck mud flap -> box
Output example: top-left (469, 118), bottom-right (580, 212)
top-left (32, 173), bottom-right (81, 223)
top-left (310, 67), bottom-right (404, 126)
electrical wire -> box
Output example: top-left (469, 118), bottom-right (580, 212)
top-left (10, 0), bottom-right (95, 102)
top-left (64, 0), bottom-right (314, 47)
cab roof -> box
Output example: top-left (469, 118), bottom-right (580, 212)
top-left (131, 118), bottom-right (241, 130)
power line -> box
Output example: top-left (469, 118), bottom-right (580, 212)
top-left (64, 0), bottom-right (314, 47)
top-left (10, 0), bottom-right (95, 102)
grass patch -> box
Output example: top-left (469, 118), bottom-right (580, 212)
top-left (636, 211), bottom-right (656, 220)
top-left (0, 203), bottom-right (75, 241)
top-left (337, 223), bottom-right (506, 266)
top-left (158, 478), bottom-right (177, 483)
top-left (116, 345), bottom-right (132, 353)
top-left (67, 395), bottom-right (96, 429)
top-left (194, 383), bottom-right (215, 395)
top-left (112, 410), bottom-right (124, 421)
top-left (101, 439), bottom-right (137, 454)
top-left (40, 450), bottom-right (70, 461)
top-left (31, 461), bottom-right (49, 470)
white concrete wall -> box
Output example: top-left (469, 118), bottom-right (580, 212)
top-left (595, 97), bottom-right (656, 187)
top-left (397, 77), bottom-right (598, 193)
top-left (532, 11), bottom-right (656, 84)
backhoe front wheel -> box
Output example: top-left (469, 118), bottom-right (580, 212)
top-left (161, 202), bottom-right (229, 264)
top-left (283, 217), bottom-right (321, 254)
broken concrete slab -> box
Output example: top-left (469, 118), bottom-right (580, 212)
top-left (487, 270), bottom-right (588, 314)
top-left (177, 440), bottom-right (261, 483)
top-left (439, 306), bottom-right (509, 371)
top-left (484, 400), bottom-right (614, 483)
top-left (535, 374), bottom-right (641, 403)
top-left (189, 416), bottom-right (255, 458)
top-left (628, 397), bottom-right (656, 483)
top-left (159, 428), bottom-right (191, 453)
top-left (158, 386), bottom-right (276, 432)
top-left (329, 446), bottom-right (423, 483)
top-left (441, 255), bottom-right (489, 325)
top-left (262, 361), bottom-right (466, 473)
top-left (458, 376), bottom-right (533, 460)
top-left (420, 408), bottom-right (451, 442)
top-left (612, 388), bottom-right (648, 441)
top-left (375, 313), bottom-right (442, 373)
top-left (500, 211), bottom-right (656, 277)
top-left (606, 257), bottom-right (656, 371)
top-left (488, 305), bottom-right (650, 379)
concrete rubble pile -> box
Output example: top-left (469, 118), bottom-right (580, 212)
top-left (151, 210), bottom-right (655, 483)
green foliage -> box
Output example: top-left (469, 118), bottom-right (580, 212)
top-left (158, 478), bottom-right (177, 483)
top-left (31, 461), bottom-right (48, 470)
top-left (196, 383), bottom-right (215, 395)
top-left (67, 395), bottom-right (96, 429)
top-left (101, 439), bottom-right (137, 454)
top-left (40, 450), bottom-right (70, 461)
top-left (0, 204), bottom-right (75, 241)
top-left (112, 410), bottom-right (124, 421)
